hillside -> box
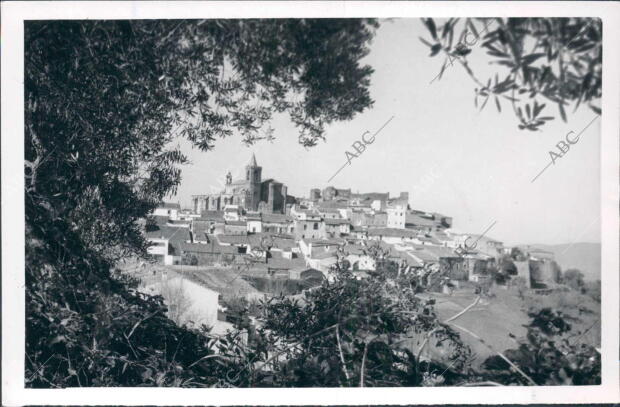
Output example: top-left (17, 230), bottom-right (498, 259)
top-left (523, 242), bottom-right (601, 281)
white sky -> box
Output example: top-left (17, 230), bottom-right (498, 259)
top-left (174, 18), bottom-right (601, 246)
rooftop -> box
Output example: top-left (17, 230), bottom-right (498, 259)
top-left (367, 228), bottom-right (419, 238)
top-left (198, 211), bottom-right (225, 222)
top-left (157, 202), bottom-right (181, 210)
top-left (145, 224), bottom-right (189, 242)
top-left (325, 218), bottom-right (350, 225)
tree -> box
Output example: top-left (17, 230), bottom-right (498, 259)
top-left (158, 279), bottom-right (196, 327)
top-left (482, 308), bottom-right (600, 385)
top-left (510, 247), bottom-right (527, 261)
top-left (420, 18), bottom-right (601, 131)
top-left (243, 253), bottom-right (473, 387)
top-left (562, 268), bottom-right (586, 291)
top-left (25, 19), bottom-right (377, 387)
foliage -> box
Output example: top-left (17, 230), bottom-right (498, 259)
top-left (158, 279), bottom-right (196, 327)
top-left (510, 247), bottom-right (527, 261)
top-left (421, 18), bottom-right (601, 131)
top-left (246, 257), bottom-right (473, 387)
top-left (584, 280), bottom-right (601, 303)
top-left (25, 19), bottom-right (377, 388)
top-left (481, 308), bottom-right (600, 385)
top-left (498, 255), bottom-right (517, 275)
top-left (562, 268), bottom-right (586, 291)
top-left (242, 275), bottom-right (319, 296)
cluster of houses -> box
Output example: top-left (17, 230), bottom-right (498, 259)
top-left (144, 156), bottom-right (560, 292)
top-left (146, 190), bottom-right (559, 292)
top-left (138, 173), bottom-right (565, 335)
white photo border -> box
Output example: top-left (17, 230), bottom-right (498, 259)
top-left (2, 1), bottom-right (619, 405)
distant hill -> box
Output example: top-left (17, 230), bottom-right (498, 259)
top-left (522, 242), bottom-right (601, 281)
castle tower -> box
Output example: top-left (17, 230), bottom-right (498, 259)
top-left (245, 153), bottom-right (262, 211)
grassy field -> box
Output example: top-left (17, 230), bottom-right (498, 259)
top-left (426, 285), bottom-right (600, 367)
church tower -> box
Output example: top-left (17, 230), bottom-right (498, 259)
top-left (245, 153), bottom-right (262, 211)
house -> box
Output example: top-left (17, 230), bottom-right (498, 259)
top-left (298, 238), bottom-right (344, 258)
top-left (216, 234), bottom-right (265, 256)
top-left (145, 223), bottom-right (188, 264)
top-left (324, 218), bottom-right (351, 237)
top-left (223, 205), bottom-right (243, 221)
top-left (261, 213), bottom-right (295, 234)
top-left (246, 212), bottom-right (262, 234)
top-left (190, 220), bottom-right (214, 243)
top-left (316, 207), bottom-right (342, 219)
top-left (462, 253), bottom-right (492, 282)
top-left (224, 220), bottom-right (247, 235)
top-left (366, 227), bottom-right (419, 244)
top-left (343, 244), bottom-right (377, 271)
top-left (177, 239), bottom-right (238, 266)
top-left (386, 205), bottom-right (406, 229)
top-left (293, 213), bottom-right (325, 240)
top-left (152, 202), bottom-right (181, 220)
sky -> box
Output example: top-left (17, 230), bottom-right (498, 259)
top-left (173, 18), bottom-right (601, 246)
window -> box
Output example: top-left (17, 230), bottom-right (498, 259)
top-left (303, 224), bottom-right (307, 230)
top-left (313, 223), bottom-right (318, 230)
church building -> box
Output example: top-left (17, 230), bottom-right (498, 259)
top-left (192, 154), bottom-right (288, 215)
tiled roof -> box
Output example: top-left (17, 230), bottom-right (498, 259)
top-left (367, 228), bottom-right (418, 238)
top-left (317, 207), bottom-right (342, 213)
top-left (343, 244), bottom-right (368, 255)
top-left (226, 220), bottom-right (247, 226)
top-left (198, 211), bottom-right (225, 222)
top-left (145, 225), bottom-right (189, 242)
top-left (245, 212), bottom-right (262, 221)
top-left (270, 236), bottom-right (298, 250)
top-left (311, 250), bottom-right (338, 260)
top-left (406, 248), bottom-right (439, 263)
top-left (192, 221), bottom-right (214, 240)
top-left (302, 237), bottom-right (346, 246)
top-left (266, 252), bottom-right (307, 269)
top-left (262, 178), bottom-right (283, 185)
top-left (177, 240), bottom-right (237, 254)
top-left (216, 234), bottom-right (261, 246)
top-left (325, 218), bottom-right (350, 225)
top-left (261, 213), bottom-right (293, 223)
top-left (422, 245), bottom-right (460, 258)
top-left (316, 200), bottom-right (349, 209)
top-left (158, 202), bottom-right (181, 209)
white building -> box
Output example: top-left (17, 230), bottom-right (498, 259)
top-left (152, 202), bottom-right (181, 220)
top-left (386, 205), bottom-right (406, 229)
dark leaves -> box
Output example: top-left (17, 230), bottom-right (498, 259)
top-left (425, 17), bottom-right (601, 130)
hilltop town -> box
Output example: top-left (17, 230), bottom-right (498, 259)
top-left (135, 154), bottom-right (567, 336)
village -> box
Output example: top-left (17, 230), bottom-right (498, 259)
top-left (125, 153), bottom-right (563, 343)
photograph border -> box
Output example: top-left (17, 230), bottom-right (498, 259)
top-left (2, 1), bottom-right (619, 405)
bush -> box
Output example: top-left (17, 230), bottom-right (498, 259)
top-left (481, 308), bottom-right (600, 385)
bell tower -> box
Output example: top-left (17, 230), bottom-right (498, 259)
top-left (245, 153), bottom-right (262, 211)
top-left (245, 153), bottom-right (262, 184)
